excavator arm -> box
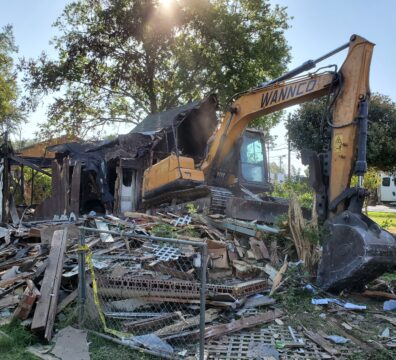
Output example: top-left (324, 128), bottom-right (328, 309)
top-left (203, 35), bottom-right (395, 291)
top-left (202, 35), bottom-right (374, 217)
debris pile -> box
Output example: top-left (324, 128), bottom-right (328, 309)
top-left (0, 209), bottom-right (395, 359)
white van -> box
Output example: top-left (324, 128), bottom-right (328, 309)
top-left (380, 174), bottom-right (396, 203)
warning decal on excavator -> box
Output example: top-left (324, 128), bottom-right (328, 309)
top-left (334, 134), bottom-right (343, 152)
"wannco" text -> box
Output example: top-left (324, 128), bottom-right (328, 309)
top-left (261, 79), bottom-right (317, 108)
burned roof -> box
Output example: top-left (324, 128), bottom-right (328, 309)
top-left (44, 94), bottom-right (219, 164)
top-left (130, 94), bottom-right (218, 135)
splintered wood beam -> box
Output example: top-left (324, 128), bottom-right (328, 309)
top-left (9, 154), bottom-right (52, 177)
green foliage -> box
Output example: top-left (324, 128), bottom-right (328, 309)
top-left (302, 225), bottom-right (325, 246)
top-left (0, 25), bottom-right (24, 133)
top-left (272, 179), bottom-right (314, 208)
top-left (379, 271), bottom-right (396, 282)
top-left (350, 168), bottom-right (381, 191)
top-left (351, 168), bottom-right (381, 213)
top-left (186, 203), bottom-right (198, 215)
top-left (23, 168), bottom-right (52, 205)
top-left (21, 0), bottom-right (290, 138)
top-left (274, 263), bottom-right (312, 313)
top-left (286, 94), bottom-right (396, 172)
top-left (150, 223), bottom-right (176, 238)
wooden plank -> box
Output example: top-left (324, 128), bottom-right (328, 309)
top-left (304, 330), bottom-right (340, 356)
top-left (31, 229), bottom-right (68, 339)
top-left (0, 295), bottom-right (19, 309)
top-left (204, 309), bottom-right (283, 340)
top-left (57, 277), bottom-right (91, 315)
top-left (326, 316), bottom-right (376, 351)
top-left (61, 157), bottom-right (70, 214)
top-left (0, 272), bottom-right (33, 288)
top-left (44, 229), bottom-right (69, 340)
top-left (270, 260), bottom-right (288, 295)
top-left (70, 161), bottom-right (81, 216)
top-left (56, 289), bottom-right (77, 314)
top-left (155, 309), bottom-right (220, 337)
top-left (374, 314), bottom-right (396, 326)
top-left (51, 160), bottom-right (62, 215)
top-left (9, 154), bottom-right (52, 177)
top-left (358, 290), bottom-right (396, 300)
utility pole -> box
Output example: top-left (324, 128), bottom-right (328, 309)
top-left (266, 140), bottom-right (270, 180)
top-left (286, 114), bottom-right (292, 181)
top-left (278, 154), bottom-right (286, 175)
top-left (288, 137), bottom-right (291, 180)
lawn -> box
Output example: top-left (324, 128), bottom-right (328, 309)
top-left (368, 211), bottom-right (396, 234)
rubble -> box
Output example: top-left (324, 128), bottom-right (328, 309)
top-left (0, 206), bottom-right (395, 359)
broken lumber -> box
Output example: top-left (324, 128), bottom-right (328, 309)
top-left (123, 313), bottom-right (180, 332)
top-left (204, 309), bottom-right (283, 339)
top-left (14, 279), bottom-right (40, 320)
top-left (270, 260), bottom-right (288, 295)
top-left (0, 294), bottom-right (19, 310)
top-left (304, 330), bottom-right (340, 356)
top-left (374, 314), bottom-right (396, 326)
top-left (326, 317), bottom-right (377, 352)
top-left (0, 272), bottom-right (33, 288)
top-left (358, 290), bottom-right (396, 300)
top-left (56, 289), bottom-right (77, 315)
top-left (31, 229), bottom-right (68, 340)
top-left (155, 309), bottom-right (219, 337)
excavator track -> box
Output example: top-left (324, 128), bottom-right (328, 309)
top-left (142, 185), bottom-right (233, 214)
top-left (208, 187), bottom-right (233, 213)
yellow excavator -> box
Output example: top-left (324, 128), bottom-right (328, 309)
top-left (142, 35), bottom-right (396, 291)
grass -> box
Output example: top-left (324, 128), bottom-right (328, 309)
top-left (0, 317), bottom-right (161, 360)
top-left (88, 333), bottom-right (161, 360)
top-left (0, 300), bottom-right (163, 360)
top-left (368, 211), bottom-right (396, 233)
top-left (0, 320), bottom-right (40, 360)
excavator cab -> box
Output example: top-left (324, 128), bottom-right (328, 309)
top-left (239, 129), bottom-right (271, 193)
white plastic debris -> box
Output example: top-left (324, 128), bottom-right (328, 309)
top-left (383, 300), bottom-right (396, 311)
top-left (312, 298), bottom-right (366, 310)
top-left (380, 327), bottom-right (390, 338)
top-left (325, 335), bottom-right (350, 344)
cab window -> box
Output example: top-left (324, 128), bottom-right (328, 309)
top-left (240, 135), bottom-right (265, 183)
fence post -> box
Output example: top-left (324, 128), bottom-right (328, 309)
top-left (199, 243), bottom-right (207, 360)
top-left (78, 229), bottom-right (86, 327)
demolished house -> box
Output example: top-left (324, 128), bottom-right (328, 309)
top-left (7, 94), bottom-right (219, 221)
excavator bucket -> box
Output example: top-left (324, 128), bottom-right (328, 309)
top-left (317, 210), bottom-right (396, 292)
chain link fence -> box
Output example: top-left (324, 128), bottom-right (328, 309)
top-left (77, 226), bottom-right (207, 359)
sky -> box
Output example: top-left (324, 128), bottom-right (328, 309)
top-left (1, 0), bottom-right (396, 171)
top-left (268, 0), bottom-right (396, 172)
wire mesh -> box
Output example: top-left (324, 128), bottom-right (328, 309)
top-left (77, 227), bottom-right (207, 359)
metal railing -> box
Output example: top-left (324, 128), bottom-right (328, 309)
top-left (77, 226), bottom-right (207, 359)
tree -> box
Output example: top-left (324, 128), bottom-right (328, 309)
top-left (21, 0), bottom-right (290, 138)
top-left (0, 25), bottom-right (24, 133)
top-left (269, 161), bottom-right (283, 175)
top-left (286, 94), bottom-right (396, 172)
top-left (351, 168), bottom-right (381, 214)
